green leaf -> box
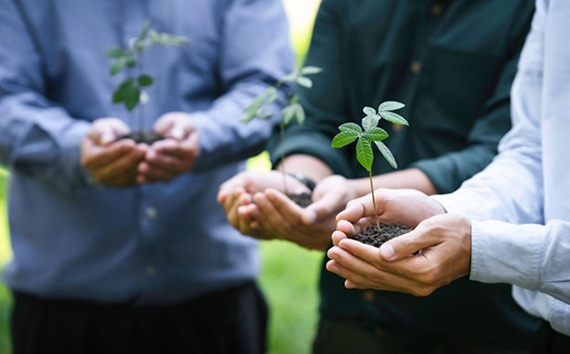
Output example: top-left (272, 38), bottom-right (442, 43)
top-left (138, 75), bottom-right (154, 87)
top-left (356, 137), bottom-right (374, 172)
top-left (279, 73), bottom-right (298, 83)
top-left (379, 111), bottom-right (409, 126)
top-left (266, 87), bottom-right (278, 105)
top-left (364, 127), bottom-right (389, 141)
top-left (301, 66), bottom-right (323, 75)
top-left (378, 101), bottom-right (405, 112)
top-left (362, 115), bottom-right (379, 131)
top-left (338, 122), bottom-right (362, 134)
top-left (363, 106), bottom-right (376, 116)
top-left (118, 80), bottom-right (141, 111)
top-left (331, 131), bottom-right (358, 148)
top-left (109, 59), bottom-right (126, 76)
top-left (282, 104), bottom-right (296, 125)
top-left (296, 76), bottom-right (313, 89)
top-left (106, 47), bottom-right (126, 59)
top-left (127, 58), bottom-right (137, 68)
top-left (293, 103), bottom-right (305, 125)
top-left (374, 141), bottom-right (398, 169)
top-left (139, 20), bottom-right (151, 41)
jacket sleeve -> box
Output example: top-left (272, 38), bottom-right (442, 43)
top-left (267, 0), bottom-right (352, 175)
top-left (411, 3), bottom-right (534, 194)
top-left (191, 0), bottom-right (294, 172)
top-left (0, 0), bottom-right (92, 194)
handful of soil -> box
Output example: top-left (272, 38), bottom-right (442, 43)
top-left (288, 192), bottom-right (313, 208)
top-left (351, 224), bottom-right (411, 248)
top-left (117, 131), bottom-right (164, 145)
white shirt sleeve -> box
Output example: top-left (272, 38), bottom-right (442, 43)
top-left (433, 3), bottom-right (570, 304)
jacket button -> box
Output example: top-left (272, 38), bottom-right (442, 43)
top-left (364, 290), bottom-right (375, 302)
top-left (431, 3), bottom-right (444, 16)
top-left (411, 61), bottom-right (422, 74)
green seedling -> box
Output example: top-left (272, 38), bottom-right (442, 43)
top-left (242, 66), bottom-right (323, 193)
top-left (331, 101), bottom-right (408, 228)
top-left (106, 20), bottom-right (189, 131)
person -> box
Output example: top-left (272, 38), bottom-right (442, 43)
top-left (329, 0), bottom-right (570, 353)
top-left (0, 0), bottom-right (293, 353)
top-left (219, 0), bottom-right (541, 353)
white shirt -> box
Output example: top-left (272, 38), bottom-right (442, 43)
top-left (433, 0), bottom-right (570, 336)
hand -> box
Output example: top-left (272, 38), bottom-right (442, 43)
top-left (335, 188), bottom-right (446, 231)
top-left (327, 214), bottom-right (472, 296)
top-left (217, 171), bottom-right (310, 241)
top-left (81, 118), bottom-right (147, 187)
top-left (137, 112), bottom-right (200, 183)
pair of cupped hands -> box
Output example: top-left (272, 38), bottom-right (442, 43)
top-left (218, 173), bottom-right (472, 297)
top-left (80, 112), bottom-right (200, 187)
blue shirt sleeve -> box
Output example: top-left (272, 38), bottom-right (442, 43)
top-left (0, 0), bottom-right (92, 194)
top-left (191, 0), bottom-right (294, 172)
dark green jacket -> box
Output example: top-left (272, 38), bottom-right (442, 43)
top-left (268, 0), bottom-right (539, 347)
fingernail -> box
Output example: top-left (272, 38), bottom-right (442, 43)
top-left (101, 133), bottom-right (113, 145)
top-left (304, 211), bottom-right (317, 224)
top-left (380, 244), bottom-right (395, 260)
top-left (172, 128), bottom-right (184, 140)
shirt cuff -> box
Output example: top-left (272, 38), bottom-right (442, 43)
top-left (469, 220), bottom-right (543, 290)
top-left (60, 120), bottom-right (93, 188)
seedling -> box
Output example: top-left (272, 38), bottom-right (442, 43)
top-left (106, 20), bottom-right (189, 144)
top-left (331, 102), bottom-right (408, 228)
top-left (242, 66), bottom-right (322, 198)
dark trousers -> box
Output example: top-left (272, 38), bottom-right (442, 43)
top-left (530, 321), bottom-right (570, 354)
top-left (11, 282), bottom-right (267, 354)
top-left (313, 317), bottom-right (530, 354)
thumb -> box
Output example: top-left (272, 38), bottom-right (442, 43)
top-left (303, 192), bottom-right (340, 225)
top-left (379, 228), bottom-right (437, 262)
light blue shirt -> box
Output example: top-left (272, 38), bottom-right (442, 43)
top-left (434, 0), bottom-right (570, 336)
top-left (0, 0), bottom-right (293, 304)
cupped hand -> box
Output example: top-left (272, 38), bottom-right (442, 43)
top-left (217, 171), bottom-right (310, 240)
top-left (137, 112), bottom-right (200, 184)
top-left (327, 214), bottom-right (472, 296)
top-left (335, 188), bottom-right (446, 232)
top-left (81, 118), bottom-right (147, 187)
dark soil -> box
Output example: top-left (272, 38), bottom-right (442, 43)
top-left (116, 131), bottom-right (164, 145)
top-left (288, 192), bottom-right (313, 208)
top-left (351, 224), bottom-right (412, 248)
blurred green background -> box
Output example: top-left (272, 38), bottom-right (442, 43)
top-left (0, 1), bottom-right (323, 353)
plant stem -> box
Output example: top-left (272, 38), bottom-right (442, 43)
top-left (369, 170), bottom-right (380, 230)
top-left (279, 122), bottom-right (289, 195)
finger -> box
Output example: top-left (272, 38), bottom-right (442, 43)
top-left (337, 238), bottom-right (382, 265)
top-left (218, 174), bottom-right (249, 203)
top-left (345, 279), bottom-right (366, 290)
top-left (146, 149), bottom-right (187, 174)
top-left (83, 140), bottom-right (136, 169)
top-left (96, 150), bottom-right (144, 184)
top-left (264, 189), bottom-right (305, 224)
top-left (154, 115), bottom-right (176, 136)
top-left (136, 162), bottom-right (175, 183)
top-left (327, 253), bottom-right (424, 294)
top-left (253, 193), bottom-right (286, 236)
top-left (91, 119), bottom-right (130, 145)
top-left (238, 204), bottom-right (260, 219)
top-left (379, 227), bottom-right (440, 262)
top-left (304, 192), bottom-right (343, 225)
top-left (325, 259), bottom-right (393, 292)
top-left (223, 187), bottom-right (244, 215)
top-left (331, 230), bottom-right (348, 247)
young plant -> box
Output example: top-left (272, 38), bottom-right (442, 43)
top-left (242, 66), bottom-right (322, 194)
top-left (106, 20), bottom-right (189, 139)
top-left (331, 102), bottom-right (408, 228)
